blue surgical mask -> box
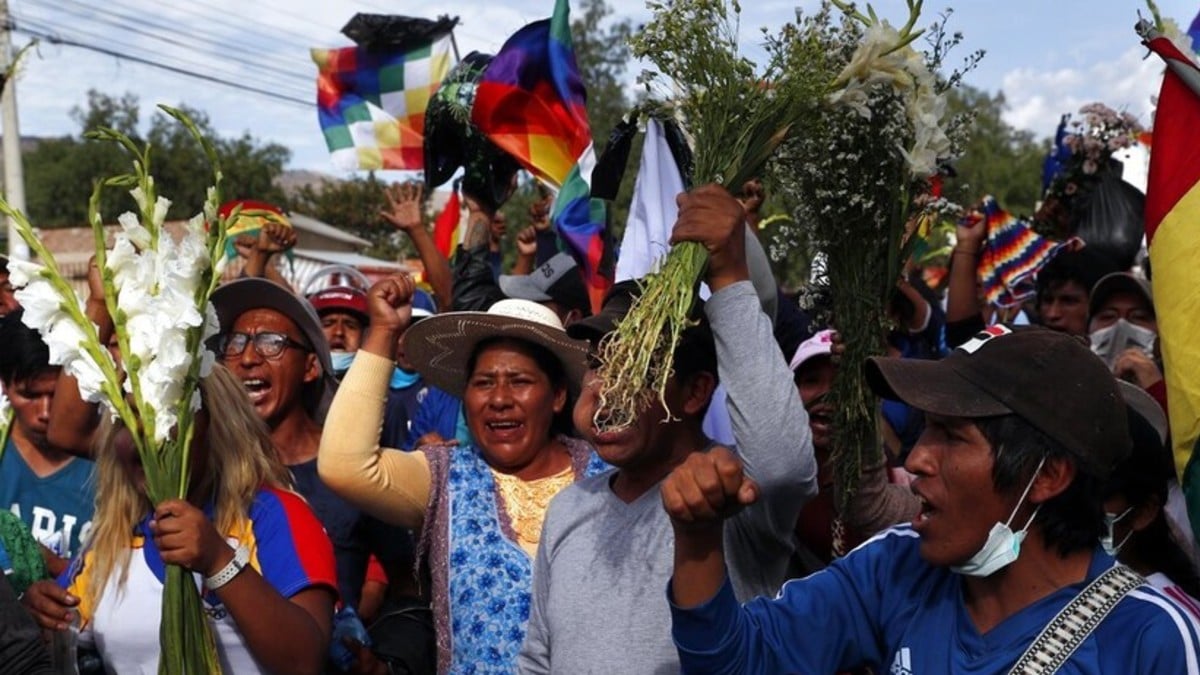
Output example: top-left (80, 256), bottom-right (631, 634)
top-left (1101, 506), bottom-right (1135, 556)
top-left (390, 367), bottom-right (420, 390)
top-left (330, 351), bottom-right (356, 376)
top-left (951, 457), bottom-right (1045, 577)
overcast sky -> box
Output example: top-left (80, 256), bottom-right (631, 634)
top-left (8, 0), bottom-right (1196, 176)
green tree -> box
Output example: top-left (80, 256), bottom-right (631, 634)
top-left (943, 85), bottom-right (1048, 217)
top-left (24, 91), bottom-right (290, 227)
top-left (571, 0), bottom-right (634, 148)
top-left (285, 174), bottom-right (414, 261)
top-left (571, 0), bottom-right (639, 235)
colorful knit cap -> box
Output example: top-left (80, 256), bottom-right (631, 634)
top-left (973, 196), bottom-right (1076, 308)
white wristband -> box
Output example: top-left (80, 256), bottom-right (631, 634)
top-left (204, 545), bottom-right (250, 591)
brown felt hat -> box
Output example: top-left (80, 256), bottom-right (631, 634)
top-left (865, 325), bottom-right (1130, 475)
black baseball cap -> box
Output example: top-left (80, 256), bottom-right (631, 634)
top-left (865, 325), bottom-right (1130, 475)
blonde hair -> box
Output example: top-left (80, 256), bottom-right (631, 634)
top-left (82, 363), bottom-right (292, 613)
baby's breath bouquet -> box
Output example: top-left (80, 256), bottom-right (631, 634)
top-left (4, 107), bottom-right (229, 673)
top-left (593, 0), bottom-right (830, 431)
top-left (772, 1), bottom-right (977, 508)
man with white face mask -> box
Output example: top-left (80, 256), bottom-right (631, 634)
top-left (663, 326), bottom-right (1200, 674)
top-left (1087, 272), bottom-right (1163, 396)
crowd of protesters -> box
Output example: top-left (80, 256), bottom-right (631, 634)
top-left (1, 168), bottom-right (1199, 675)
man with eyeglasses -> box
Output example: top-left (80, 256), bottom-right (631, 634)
top-left (211, 278), bottom-right (409, 617)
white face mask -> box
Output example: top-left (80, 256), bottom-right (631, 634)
top-left (1089, 318), bottom-right (1157, 369)
top-left (1101, 506), bottom-right (1135, 556)
top-left (951, 457), bottom-right (1045, 577)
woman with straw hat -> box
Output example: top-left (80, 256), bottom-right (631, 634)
top-left (318, 273), bottom-right (606, 674)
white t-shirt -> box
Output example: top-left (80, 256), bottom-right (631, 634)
top-left (63, 488), bottom-right (337, 673)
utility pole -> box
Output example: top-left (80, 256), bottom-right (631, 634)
top-left (0, 0), bottom-right (27, 260)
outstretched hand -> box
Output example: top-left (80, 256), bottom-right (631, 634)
top-left (382, 182), bottom-right (425, 233)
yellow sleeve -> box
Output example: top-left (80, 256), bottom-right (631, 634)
top-left (317, 350), bottom-right (431, 529)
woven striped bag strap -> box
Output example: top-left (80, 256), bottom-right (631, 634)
top-left (1007, 564), bottom-right (1145, 675)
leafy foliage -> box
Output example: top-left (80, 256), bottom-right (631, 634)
top-left (284, 173), bottom-right (414, 261)
top-left (24, 90), bottom-right (289, 227)
top-left (942, 85), bottom-right (1047, 217)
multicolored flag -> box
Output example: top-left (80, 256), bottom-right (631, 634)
top-left (313, 34), bottom-right (453, 171)
top-left (470, 0), bottom-right (590, 187)
top-left (1139, 20), bottom-right (1200, 484)
top-left (471, 0), bottom-right (611, 312)
top-left (432, 185), bottom-right (463, 259)
top-left (972, 196), bottom-right (1076, 308)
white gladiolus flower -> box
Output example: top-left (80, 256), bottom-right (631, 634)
top-left (42, 316), bottom-right (88, 366)
top-left (67, 350), bottom-right (110, 405)
top-left (117, 212), bottom-right (152, 249)
top-left (205, 187), bottom-right (219, 222)
top-left (152, 196), bottom-right (172, 228)
top-left (202, 303), bottom-right (221, 343)
top-left (15, 280), bottom-right (67, 336)
top-left (5, 258), bottom-right (44, 289)
top-left (0, 383), bottom-right (11, 422)
top-left (198, 348), bottom-right (216, 379)
top-left (130, 185), bottom-right (149, 212)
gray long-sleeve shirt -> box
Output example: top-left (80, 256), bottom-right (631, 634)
top-left (518, 280), bottom-right (817, 674)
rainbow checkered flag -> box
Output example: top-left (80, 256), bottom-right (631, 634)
top-left (471, 0), bottom-right (613, 312)
top-left (313, 33), bottom-right (453, 171)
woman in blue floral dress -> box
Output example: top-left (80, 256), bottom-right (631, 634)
top-left (319, 274), bottom-right (605, 673)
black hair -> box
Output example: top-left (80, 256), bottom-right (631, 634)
top-left (671, 317), bottom-right (719, 419)
top-left (975, 414), bottom-right (1104, 557)
top-left (0, 311), bottom-right (56, 386)
top-left (1104, 410), bottom-right (1200, 598)
top-left (1035, 248), bottom-right (1121, 305)
top-left (467, 336), bottom-right (574, 437)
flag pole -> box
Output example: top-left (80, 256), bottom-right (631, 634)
top-left (450, 31), bottom-right (462, 63)
top-left (1137, 19), bottom-right (1200, 97)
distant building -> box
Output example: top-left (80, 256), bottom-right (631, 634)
top-left (35, 211), bottom-right (411, 297)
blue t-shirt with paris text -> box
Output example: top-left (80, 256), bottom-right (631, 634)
top-left (0, 439), bottom-right (95, 558)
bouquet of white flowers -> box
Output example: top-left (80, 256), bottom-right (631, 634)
top-left (771, 0), bottom-right (977, 508)
top-left (4, 107), bottom-right (229, 673)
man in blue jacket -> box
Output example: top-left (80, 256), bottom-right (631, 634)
top-left (664, 325), bottom-right (1200, 674)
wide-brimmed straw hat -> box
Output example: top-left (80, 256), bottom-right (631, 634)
top-left (404, 299), bottom-right (590, 397)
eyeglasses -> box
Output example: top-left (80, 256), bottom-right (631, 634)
top-left (218, 331), bottom-right (310, 360)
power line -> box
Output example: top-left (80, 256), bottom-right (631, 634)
top-left (13, 6), bottom-right (315, 99)
top-left (47, 0), bottom-right (318, 91)
top-left (12, 21), bottom-right (316, 109)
